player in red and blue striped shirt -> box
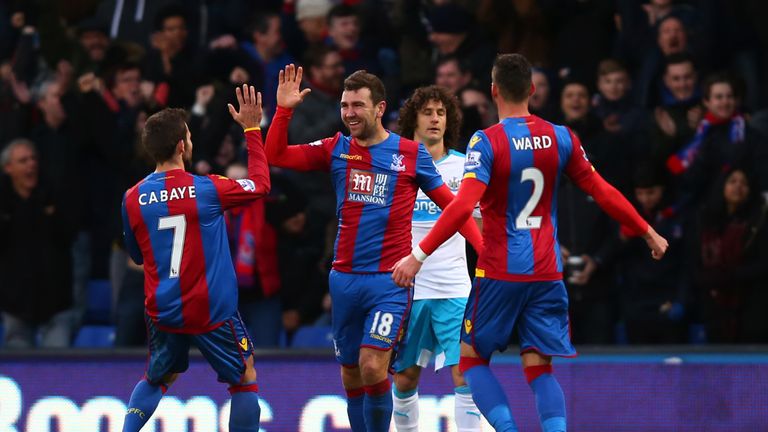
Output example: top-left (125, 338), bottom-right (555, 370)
top-left (393, 54), bottom-right (669, 432)
top-left (266, 65), bottom-right (483, 432)
top-left (120, 85), bottom-right (269, 432)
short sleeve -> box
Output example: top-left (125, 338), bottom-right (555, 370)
top-left (415, 143), bottom-right (444, 191)
top-left (462, 131), bottom-right (493, 185)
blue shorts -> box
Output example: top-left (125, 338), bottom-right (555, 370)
top-left (329, 270), bottom-right (411, 366)
top-left (393, 297), bottom-right (466, 372)
top-left (145, 312), bottom-right (254, 385)
top-left (461, 278), bottom-right (576, 360)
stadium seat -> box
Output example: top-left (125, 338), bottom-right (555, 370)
top-left (291, 325), bottom-right (334, 349)
top-left (85, 279), bottom-right (112, 324)
top-left (73, 325), bottom-right (115, 348)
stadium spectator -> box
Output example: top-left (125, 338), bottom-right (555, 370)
top-left (634, 15), bottom-right (703, 108)
top-left (647, 54), bottom-right (702, 171)
top-left (289, 45), bottom-right (345, 143)
top-left (326, 5), bottom-right (370, 75)
top-left (74, 60), bottom-right (146, 291)
top-left (0, 139), bottom-right (76, 348)
top-left (241, 11), bottom-right (295, 125)
top-left (426, 4), bottom-right (495, 89)
top-left (691, 167), bottom-right (768, 343)
top-left (593, 59), bottom-right (649, 137)
top-left (295, 0), bottom-right (333, 46)
top-left (619, 166), bottom-right (688, 344)
top-left (457, 85), bottom-right (495, 145)
top-left (529, 68), bottom-right (557, 120)
top-left (557, 80), bottom-right (602, 145)
top-left (143, 5), bottom-right (200, 109)
top-left (267, 173), bottom-right (329, 339)
top-left (225, 163), bottom-right (283, 347)
top-left (435, 55), bottom-right (472, 95)
top-left (672, 73), bottom-right (768, 208)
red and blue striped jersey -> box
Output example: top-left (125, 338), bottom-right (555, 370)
top-left (463, 115), bottom-right (595, 282)
top-left (121, 131), bottom-right (270, 333)
top-left (281, 131), bottom-right (443, 272)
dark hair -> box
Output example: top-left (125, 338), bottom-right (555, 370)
top-left (701, 166), bottom-right (763, 232)
top-left (247, 11), bottom-right (279, 36)
top-left (103, 61), bottom-right (141, 90)
top-left (398, 85), bottom-right (462, 147)
top-left (633, 161), bottom-right (667, 189)
top-left (327, 4), bottom-right (358, 24)
top-left (436, 55), bottom-right (471, 75)
top-left (492, 53), bottom-right (532, 103)
top-left (597, 58), bottom-right (628, 77)
top-left (142, 108), bottom-right (188, 163)
top-left (154, 4), bottom-right (187, 31)
top-left (664, 53), bottom-right (696, 73)
top-left (702, 72), bottom-right (736, 101)
top-left (304, 45), bottom-right (337, 70)
top-left (344, 70), bottom-right (386, 105)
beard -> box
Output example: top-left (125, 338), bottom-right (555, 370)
top-left (182, 141), bottom-right (193, 167)
top-left (346, 118), bottom-right (377, 140)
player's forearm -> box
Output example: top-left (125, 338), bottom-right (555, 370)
top-left (265, 106), bottom-right (292, 162)
top-left (457, 214), bottom-right (484, 253)
top-left (245, 129), bottom-right (270, 196)
top-left (419, 200), bottom-right (476, 256)
top-left (265, 106), bottom-right (315, 170)
top-left (588, 175), bottom-right (649, 237)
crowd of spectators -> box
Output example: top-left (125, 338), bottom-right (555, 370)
top-left (1, 0), bottom-right (767, 348)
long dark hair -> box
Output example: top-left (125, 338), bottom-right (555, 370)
top-left (700, 166), bottom-right (764, 232)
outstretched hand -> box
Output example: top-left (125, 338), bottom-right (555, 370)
top-left (276, 63), bottom-right (311, 109)
top-left (228, 84), bottom-right (262, 129)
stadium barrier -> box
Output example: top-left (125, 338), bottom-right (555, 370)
top-left (0, 346), bottom-right (766, 431)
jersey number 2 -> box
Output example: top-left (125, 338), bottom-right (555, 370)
top-left (158, 215), bottom-right (187, 278)
top-left (516, 167), bottom-right (543, 229)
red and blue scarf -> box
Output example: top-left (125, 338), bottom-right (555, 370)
top-left (667, 112), bottom-right (745, 175)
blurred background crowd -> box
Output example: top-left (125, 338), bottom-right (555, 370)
top-left (1, 0), bottom-right (767, 349)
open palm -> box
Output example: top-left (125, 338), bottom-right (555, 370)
top-left (276, 64), bottom-right (311, 109)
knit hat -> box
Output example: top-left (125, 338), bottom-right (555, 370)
top-left (296, 0), bottom-right (334, 21)
top-left (427, 4), bottom-right (472, 34)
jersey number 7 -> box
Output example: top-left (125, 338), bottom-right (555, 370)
top-left (158, 215), bottom-right (187, 278)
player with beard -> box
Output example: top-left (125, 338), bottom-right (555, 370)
top-left (265, 65), bottom-right (483, 432)
top-left (120, 85), bottom-right (270, 432)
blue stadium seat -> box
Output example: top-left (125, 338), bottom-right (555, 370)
top-left (291, 326), bottom-right (334, 348)
top-left (73, 325), bottom-right (115, 348)
top-left (85, 279), bottom-right (112, 324)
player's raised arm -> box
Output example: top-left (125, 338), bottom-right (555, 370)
top-left (265, 64), bottom-right (334, 171)
top-left (564, 129), bottom-right (668, 259)
top-left (211, 83), bottom-right (271, 209)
